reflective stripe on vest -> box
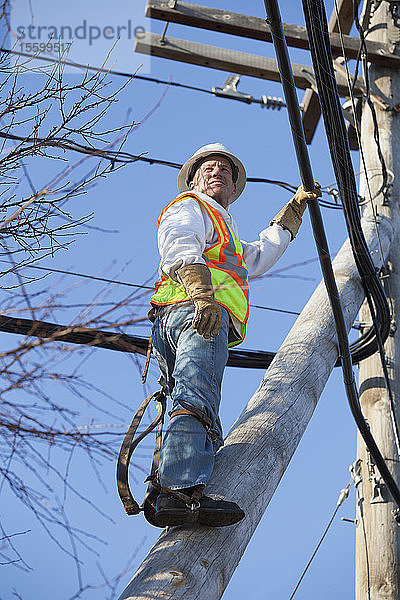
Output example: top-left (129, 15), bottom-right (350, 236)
top-left (151, 193), bottom-right (249, 346)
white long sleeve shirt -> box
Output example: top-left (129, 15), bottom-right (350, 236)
top-left (158, 191), bottom-right (291, 281)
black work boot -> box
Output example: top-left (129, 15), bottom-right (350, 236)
top-left (154, 486), bottom-right (245, 528)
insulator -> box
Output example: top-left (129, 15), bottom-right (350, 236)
top-left (261, 95), bottom-right (286, 110)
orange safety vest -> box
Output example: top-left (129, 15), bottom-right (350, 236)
top-left (151, 193), bottom-right (249, 346)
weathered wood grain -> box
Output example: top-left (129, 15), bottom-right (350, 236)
top-left (145, 0), bottom-right (398, 68)
top-left (355, 3), bottom-right (400, 598)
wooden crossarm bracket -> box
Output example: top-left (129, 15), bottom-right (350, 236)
top-left (145, 0), bottom-right (399, 69)
top-left (134, 32), bottom-right (365, 97)
top-left (144, 0), bottom-right (397, 144)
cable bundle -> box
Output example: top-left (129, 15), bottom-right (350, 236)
top-left (264, 0), bottom-right (400, 513)
top-left (301, 0), bottom-right (391, 364)
top-left (301, 0), bottom-right (400, 512)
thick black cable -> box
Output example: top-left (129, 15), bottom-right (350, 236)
top-left (0, 313), bottom-right (275, 370)
top-left (1, 126), bottom-right (344, 207)
top-left (300, 0), bottom-right (400, 512)
top-left (0, 312), bottom-right (367, 372)
top-left (264, 0), bottom-right (400, 513)
top-left (264, 0), bottom-right (356, 383)
top-left (334, 2), bottom-right (388, 274)
top-left (263, 0), bottom-right (357, 380)
top-left (300, 0), bottom-right (391, 367)
top-left (303, 4), bottom-right (391, 355)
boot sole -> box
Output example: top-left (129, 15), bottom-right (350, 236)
top-left (155, 507), bottom-right (245, 528)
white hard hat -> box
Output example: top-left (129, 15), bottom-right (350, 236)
top-left (177, 143), bottom-right (246, 203)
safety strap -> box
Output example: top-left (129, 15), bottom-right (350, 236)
top-left (143, 397), bottom-right (166, 496)
top-left (160, 484), bottom-right (204, 509)
top-left (171, 399), bottom-right (217, 443)
top-left (117, 392), bottom-right (214, 520)
top-left (117, 388), bottom-right (167, 515)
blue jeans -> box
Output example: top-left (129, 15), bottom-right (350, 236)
top-left (151, 303), bottom-right (229, 490)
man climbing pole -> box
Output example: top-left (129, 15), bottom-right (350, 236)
top-left (149, 143), bottom-right (321, 527)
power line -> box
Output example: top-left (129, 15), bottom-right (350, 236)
top-left (0, 47), bottom-right (284, 109)
top-left (351, 3), bottom-right (389, 201)
top-left (1, 262), bottom-right (364, 331)
top-left (302, 0), bottom-right (400, 515)
top-left (2, 129), bottom-right (297, 188)
top-left (0, 48), bottom-right (367, 208)
top-left (0, 46), bottom-right (216, 92)
top-left (0, 261), bottom-right (305, 318)
top-left (0, 312), bottom-right (368, 371)
top-left (288, 480), bottom-right (352, 600)
top-left (251, 304), bottom-right (299, 316)
top-left (0, 262), bottom-right (154, 290)
top-left (334, 1), bottom-right (388, 272)
top-left (1, 130), bottom-right (343, 207)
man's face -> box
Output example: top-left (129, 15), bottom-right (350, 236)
top-left (189, 155), bottom-right (236, 209)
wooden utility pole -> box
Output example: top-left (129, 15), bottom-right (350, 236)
top-left (117, 217), bottom-right (392, 600)
top-left (356, 2), bottom-right (400, 598)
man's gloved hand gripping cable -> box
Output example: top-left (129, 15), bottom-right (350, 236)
top-left (271, 183), bottom-right (321, 239)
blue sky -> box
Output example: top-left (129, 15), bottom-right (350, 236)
top-left (1, 1), bottom-right (362, 598)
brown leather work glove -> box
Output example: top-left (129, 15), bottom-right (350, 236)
top-left (271, 183), bottom-right (322, 239)
top-left (176, 263), bottom-right (222, 339)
